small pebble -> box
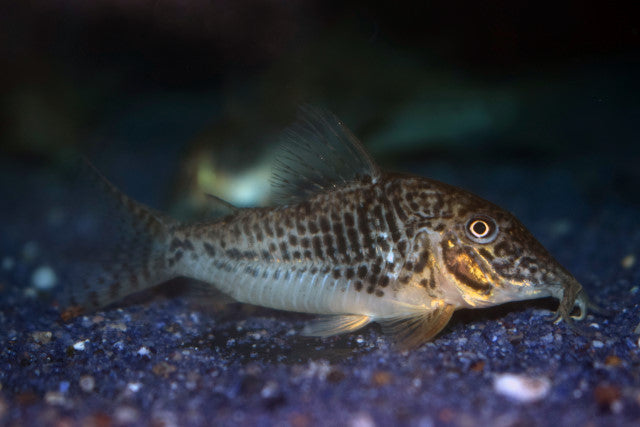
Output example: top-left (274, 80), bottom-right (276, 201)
top-left (73, 340), bottom-right (88, 351)
top-left (260, 381), bottom-right (280, 399)
top-left (493, 373), bottom-right (551, 403)
top-left (594, 384), bottom-right (622, 413)
top-left (31, 331), bottom-right (52, 344)
top-left (44, 391), bottom-right (67, 406)
top-left (372, 371), bottom-right (393, 387)
top-left (115, 406), bottom-right (140, 424)
top-left (592, 340), bottom-right (605, 348)
top-left (79, 375), bottom-right (95, 392)
top-left (349, 413), bottom-right (375, 427)
top-left (137, 346), bottom-right (150, 356)
top-left (605, 355), bottom-right (622, 367)
top-left (59, 381), bottom-right (70, 393)
top-left (31, 265), bottom-right (58, 290)
top-left (152, 362), bottom-right (177, 378)
top-left (127, 382), bottom-right (142, 393)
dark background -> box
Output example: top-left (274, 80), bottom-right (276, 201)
top-left (1, 1), bottom-right (639, 425)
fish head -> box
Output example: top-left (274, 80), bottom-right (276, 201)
top-left (429, 186), bottom-right (587, 323)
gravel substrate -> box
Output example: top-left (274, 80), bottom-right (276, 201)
top-left (1, 156), bottom-right (639, 426)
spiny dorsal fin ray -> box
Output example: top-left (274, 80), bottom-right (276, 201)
top-left (301, 314), bottom-right (372, 337)
top-left (271, 105), bottom-right (381, 205)
top-left (380, 304), bottom-right (455, 349)
top-left (204, 193), bottom-right (240, 216)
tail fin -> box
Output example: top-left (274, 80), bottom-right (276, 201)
top-left (58, 158), bottom-right (176, 318)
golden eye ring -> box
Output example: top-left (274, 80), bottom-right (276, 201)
top-left (465, 216), bottom-right (498, 243)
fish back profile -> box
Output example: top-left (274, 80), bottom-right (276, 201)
top-left (64, 106), bottom-right (592, 348)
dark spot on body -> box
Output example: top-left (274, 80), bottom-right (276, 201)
top-left (274, 223), bottom-right (284, 238)
top-left (494, 242), bottom-right (510, 257)
top-left (354, 280), bottom-right (363, 291)
top-left (347, 228), bottom-right (361, 259)
top-left (232, 224), bottom-right (241, 239)
top-left (323, 234), bottom-right (335, 260)
top-left (397, 240), bottom-right (407, 255)
top-left (379, 276), bottom-right (390, 287)
top-left (333, 269), bottom-right (341, 279)
top-left (344, 212), bottom-right (355, 228)
top-left (375, 290), bottom-right (384, 297)
top-left (264, 222), bottom-right (274, 238)
top-left (357, 265), bottom-right (368, 279)
top-left (203, 243), bottom-right (216, 257)
top-left (225, 248), bottom-right (241, 260)
top-left (253, 223), bottom-right (264, 242)
top-left (312, 236), bottom-right (324, 260)
top-left (333, 222), bottom-right (348, 259)
top-left (279, 242), bottom-right (290, 261)
top-left (288, 234), bottom-right (298, 245)
top-left (346, 267), bottom-right (355, 280)
top-left (372, 263), bottom-right (381, 275)
top-left (319, 216), bottom-right (330, 233)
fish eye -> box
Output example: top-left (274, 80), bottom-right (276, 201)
top-left (465, 216), bottom-right (498, 243)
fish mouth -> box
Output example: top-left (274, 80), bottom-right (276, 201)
top-left (552, 277), bottom-right (588, 326)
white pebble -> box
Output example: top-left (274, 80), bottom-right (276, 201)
top-left (137, 346), bottom-right (150, 356)
top-left (73, 340), bottom-right (88, 351)
top-left (592, 340), bottom-right (604, 348)
top-left (494, 373), bottom-right (551, 403)
top-left (127, 382), bottom-right (142, 393)
top-left (349, 413), bottom-right (375, 427)
top-left (31, 266), bottom-right (57, 290)
top-left (79, 375), bottom-right (95, 392)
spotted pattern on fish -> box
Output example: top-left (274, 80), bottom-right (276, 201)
top-left (64, 106), bottom-right (592, 348)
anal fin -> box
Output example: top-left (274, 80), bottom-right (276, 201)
top-left (380, 304), bottom-right (455, 349)
top-left (302, 314), bottom-right (371, 338)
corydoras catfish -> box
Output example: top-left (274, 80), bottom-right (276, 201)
top-left (63, 106), bottom-right (594, 348)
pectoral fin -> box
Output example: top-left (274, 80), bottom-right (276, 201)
top-left (302, 314), bottom-right (372, 337)
top-left (380, 304), bottom-right (455, 349)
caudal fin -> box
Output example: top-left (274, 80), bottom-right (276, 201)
top-left (58, 159), bottom-right (176, 318)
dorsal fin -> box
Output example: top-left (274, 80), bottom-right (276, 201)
top-left (271, 105), bottom-right (381, 205)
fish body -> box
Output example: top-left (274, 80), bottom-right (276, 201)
top-left (67, 107), bottom-right (589, 347)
